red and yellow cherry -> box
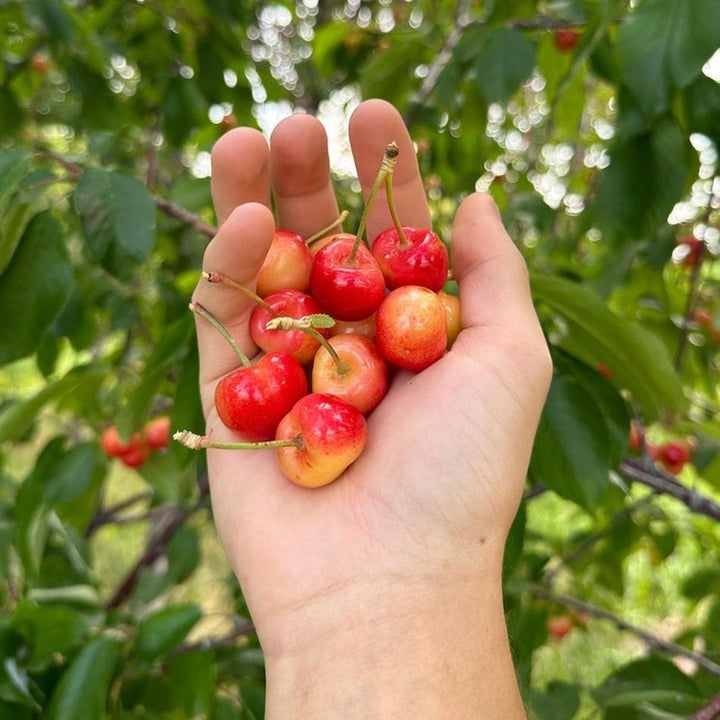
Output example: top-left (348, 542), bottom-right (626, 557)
top-left (256, 229), bottom-right (313, 297)
top-left (553, 28), bottom-right (579, 52)
top-left (330, 313), bottom-right (377, 341)
top-left (312, 334), bottom-right (388, 415)
top-left (376, 286), bottom-right (447, 372)
top-left (275, 393), bottom-right (367, 488)
top-left (309, 237), bottom-right (386, 321)
top-left (547, 615), bottom-right (574, 640)
top-left (29, 53), bottom-right (51, 75)
top-left (371, 225), bottom-right (449, 292)
top-left (215, 351), bottom-right (308, 442)
top-left (438, 292), bottom-right (461, 349)
top-left (654, 441), bottom-right (691, 475)
top-left (145, 416), bottom-right (171, 450)
top-left (250, 289), bottom-right (330, 364)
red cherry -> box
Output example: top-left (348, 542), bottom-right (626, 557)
top-left (102, 427), bottom-right (143, 458)
top-left (250, 289), bottom-right (330, 365)
top-left (547, 615), bottom-right (574, 640)
top-left (596, 362), bottom-right (613, 380)
top-left (29, 54), bottom-right (51, 75)
top-left (311, 334), bottom-right (388, 415)
top-left (553, 29), bottom-right (579, 52)
top-left (256, 229), bottom-right (313, 297)
top-left (371, 225), bottom-right (449, 292)
top-left (656, 441), bottom-right (690, 475)
top-left (628, 422), bottom-right (643, 452)
top-left (145, 416), bottom-right (171, 450)
top-left (215, 351), bottom-right (308, 441)
top-left (119, 443), bottom-right (150, 469)
top-left (676, 236), bottom-right (703, 267)
top-left (376, 286), bottom-right (447, 372)
top-left (693, 308), bottom-right (713, 328)
top-left (309, 237), bottom-right (386, 321)
top-left (330, 314), bottom-right (377, 342)
top-left (275, 393), bottom-right (367, 488)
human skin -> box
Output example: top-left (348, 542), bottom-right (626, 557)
top-left (193, 99), bottom-right (552, 719)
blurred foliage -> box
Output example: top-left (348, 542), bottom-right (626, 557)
top-left (1, 0), bottom-right (720, 717)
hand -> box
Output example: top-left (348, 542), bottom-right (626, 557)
top-left (192, 99), bottom-right (551, 719)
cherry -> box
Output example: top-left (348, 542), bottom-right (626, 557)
top-left (553, 28), bottom-right (579, 52)
top-left (330, 314), bottom-right (377, 342)
top-left (438, 292), bottom-right (461, 349)
top-left (628, 421), bottom-right (643, 452)
top-left (145, 416), bottom-right (171, 450)
top-left (693, 307), bottom-right (713, 328)
top-left (655, 441), bottom-right (690, 475)
top-left (102, 427), bottom-right (143, 458)
top-left (119, 443), bottom-right (150, 469)
top-left (675, 236), bottom-right (703, 268)
top-left (191, 301), bottom-right (308, 441)
top-left (29, 53), bottom-right (51, 75)
top-left (275, 393), bottom-right (368, 488)
top-left (256, 229), bottom-right (313, 297)
top-left (596, 362), bottom-right (613, 380)
top-left (376, 286), bottom-right (447, 372)
top-left (311, 334), bottom-right (388, 414)
top-left (309, 237), bottom-right (386, 321)
top-left (215, 352), bottom-right (308, 441)
top-left (367, 143), bottom-right (449, 291)
top-left (250, 289), bottom-right (330, 364)
top-left (547, 615), bottom-right (574, 640)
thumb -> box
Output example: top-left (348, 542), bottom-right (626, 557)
top-left (451, 193), bottom-right (538, 336)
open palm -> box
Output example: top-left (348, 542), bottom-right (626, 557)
top-left (191, 100), bottom-right (551, 657)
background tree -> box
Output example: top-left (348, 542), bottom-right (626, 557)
top-left (1, 0), bottom-right (720, 718)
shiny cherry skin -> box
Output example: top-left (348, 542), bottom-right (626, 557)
top-left (655, 441), bottom-right (690, 475)
top-left (250, 289), bottom-right (330, 365)
top-left (102, 427), bottom-right (142, 458)
top-left (553, 29), bottom-right (579, 52)
top-left (330, 313), bottom-right (377, 342)
top-left (371, 225), bottom-right (449, 292)
top-left (256, 229), bottom-right (313, 297)
top-left (215, 351), bottom-right (308, 442)
top-left (311, 334), bottom-right (388, 415)
top-left (438, 292), bottom-right (461, 349)
top-left (310, 237), bottom-right (386, 321)
top-left (144, 416), bottom-right (171, 449)
top-left (308, 231), bottom-right (356, 257)
top-left (376, 286), bottom-right (447, 372)
top-left (275, 393), bottom-right (367, 488)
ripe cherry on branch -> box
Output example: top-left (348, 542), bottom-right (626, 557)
top-left (553, 28), bottom-right (580, 52)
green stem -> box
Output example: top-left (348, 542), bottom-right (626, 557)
top-left (174, 430), bottom-right (303, 451)
top-left (384, 172), bottom-right (410, 246)
top-left (349, 142), bottom-right (400, 264)
top-left (266, 316), bottom-right (351, 376)
top-left (306, 210), bottom-right (350, 246)
top-left (202, 271), bottom-right (276, 315)
top-left (189, 301), bottom-right (251, 367)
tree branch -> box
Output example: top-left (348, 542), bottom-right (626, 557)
top-left (526, 584), bottom-right (720, 677)
top-left (620, 458), bottom-right (720, 523)
top-left (84, 490), bottom-right (154, 538)
top-left (153, 196), bottom-right (217, 238)
top-left (690, 692), bottom-right (720, 720)
top-left (105, 475), bottom-right (209, 609)
top-left (169, 620), bottom-right (256, 657)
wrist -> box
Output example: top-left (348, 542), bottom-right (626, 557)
top-left (261, 554), bottom-right (525, 720)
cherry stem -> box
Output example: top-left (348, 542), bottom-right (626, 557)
top-left (384, 170), bottom-right (410, 247)
top-left (189, 301), bottom-right (251, 368)
top-left (174, 430), bottom-right (303, 451)
top-left (306, 211), bottom-right (350, 246)
top-left (202, 271), bottom-right (276, 315)
top-left (349, 141), bottom-right (400, 264)
top-left (266, 316), bottom-right (351, 376)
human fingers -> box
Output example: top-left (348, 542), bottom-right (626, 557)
top-left (192, 202), bottom-right (275, 415)
top-left (348, 99), bottom-right (431, 239)
top-left (211, 128), bottom-right (271, 227)
top-left (270, 114), bottom-right (341, 238)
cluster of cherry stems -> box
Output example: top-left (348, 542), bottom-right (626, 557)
top-left (175, 142), bottom-right (461, 488)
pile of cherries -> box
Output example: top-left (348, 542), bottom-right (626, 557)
top-left (176, 143), bottom-right (461, 488)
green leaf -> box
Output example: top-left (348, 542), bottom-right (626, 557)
top-left (684, 74), bottom-right (720, 148)
top-left (27, 585), bottom-right (100, 610)
top-left (40, 443), bottom-right (98, 506)
top-left (47, 635), bottom-right (119, 720)
top-left (0, 212), bottom-right (72, 365)
top-left (305, 313), bottom-right (335, 329)
top-left (529, 362), bottom-right (618, 511)
top-left (167, 650), bottom-right (215, 717)
top-left (9, 603), bottom-right (90, 669)
top-left (593, 115), bottom-right (691, 239)
top-left (529, 681), bottom-right (581, 720)
top-left (531, 274), bottom-right (686, 422)
top-left (135, 604), bottom-right (202, 661)
top-left (472, 28), bottom-right (535, 103)
top-left (0, 203), bottom-right (34, 277)
top-left (74, 167), bottom-right (156, 279)
top-left (0, 150), bottom-right (32, 220)
top-left (0, 658), bottom-right (42, 711)
top-left (0, 365), bottom-right (102, 444)
top-left (617, 0), bottom-right (720, 118)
